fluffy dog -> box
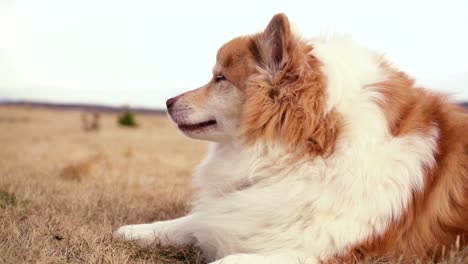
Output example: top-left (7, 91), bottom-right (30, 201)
top-left (116, 14), bottom-right (468, 263)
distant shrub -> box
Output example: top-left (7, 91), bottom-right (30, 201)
top-left (81, 112), bottom-right (100, 132)
top-left (0, 191), bottom-right (17, 208)
top-left (118, 110), bottom-right (138, 127)
top-left (0, 191), bottom-right (29, 210)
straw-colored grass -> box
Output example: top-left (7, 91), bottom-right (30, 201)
top-left (0, 106), bottom-right (465, 263)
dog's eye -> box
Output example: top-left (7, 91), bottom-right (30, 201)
top-left (215, 75), bottom-right (225, 82)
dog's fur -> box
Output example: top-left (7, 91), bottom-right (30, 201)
top-left (115, 14), bottom-right (468, 263)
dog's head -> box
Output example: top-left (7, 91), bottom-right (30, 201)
top-left (167, 14), bottom-right (340, 155)
top-left (166, 34), bottom-right (257, 142)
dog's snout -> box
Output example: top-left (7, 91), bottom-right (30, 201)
top-left (166, 97), bottom-right (178, 109)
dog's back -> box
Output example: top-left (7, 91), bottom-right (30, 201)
top-left (334, 91), bottom-right (468, 261)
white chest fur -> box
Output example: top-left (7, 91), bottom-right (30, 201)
top-left (191, 111), bottom-right (438, 261)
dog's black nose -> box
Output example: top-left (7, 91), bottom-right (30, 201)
top-left (166, 97), bottom-right (178, 109)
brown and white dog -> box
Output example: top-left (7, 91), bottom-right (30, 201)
top-left (116, 14), bottom-right (468, 263)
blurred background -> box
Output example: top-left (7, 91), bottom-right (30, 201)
top-left (1, 0), bottom-right (467, 109)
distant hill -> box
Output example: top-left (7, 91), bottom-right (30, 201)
top-left (0, 99), bottom-right (466, 113)
top-left (0, 100), bottom-right (166, 115)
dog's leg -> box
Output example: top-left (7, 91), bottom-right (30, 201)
top-left (114, 214), bottom-right (195, 247)
top-left (208, 253), bottom-right (317, 264)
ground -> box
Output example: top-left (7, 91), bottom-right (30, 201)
top-left (0, 106), bottom-right (465, 264)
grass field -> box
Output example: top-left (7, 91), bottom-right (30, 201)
top-left (0, 106), bottom-right (206, 263)
top-left (0, 106), bottom-right (466, 264)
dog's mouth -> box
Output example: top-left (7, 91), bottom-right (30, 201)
top-left (178, 120), bottom-right (217, 131)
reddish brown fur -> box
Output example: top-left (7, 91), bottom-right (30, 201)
top-left (192, 15), bottom-right (342, 158)
top-left (240, 15), bottom-right (341, 157)
top-left (216, 37), bottom-right (259, 91)
top-left (174, 37), bottom-right (258, 108)
top-left (329, 62), bottom-right (468, 263)
top-left (168, 37), bottom-right (258, 110)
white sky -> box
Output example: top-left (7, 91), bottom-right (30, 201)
top-left (0, 0), bottom-right (467, 108)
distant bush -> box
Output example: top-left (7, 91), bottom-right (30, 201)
top-left (81, 112), bottom-right (100, 132)
top-left (118, 110), bottom-right (138, 127)
top-left (0, 190), bottom-right (29, 210)
top-left (0, 191), bottom-right (17, 208)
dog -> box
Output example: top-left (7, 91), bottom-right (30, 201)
top-left (115, 14), bottom-right (468, 263)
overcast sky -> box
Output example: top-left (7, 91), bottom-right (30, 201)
top-left (0, 0), bottom-right (467, 108)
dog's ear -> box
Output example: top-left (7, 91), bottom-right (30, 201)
top-left (264, 13), bottom-right (291, 72)
top-left (250, 13), bottom-right (292, 74)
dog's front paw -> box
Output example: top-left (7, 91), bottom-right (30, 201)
top-left (114, 216), bottom-right (195, 247)
top-left (209, 254), bottom-right (316, 264)
top-left (114, 224), bottom-right (158, 246)
top-left (209, 254), bottom-right (258, 264)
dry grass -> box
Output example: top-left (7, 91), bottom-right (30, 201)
top-left (0, 106), bottom-right (206, 263)
top-left (0, 106), bottom-right (466, 264)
